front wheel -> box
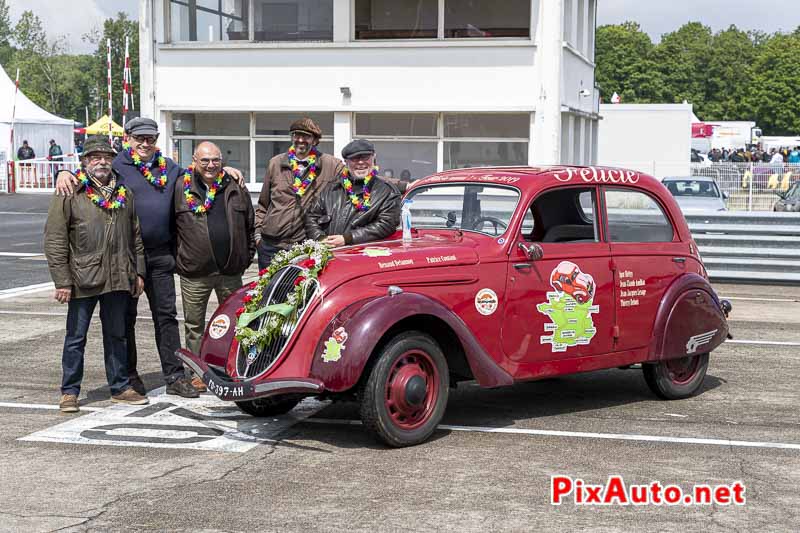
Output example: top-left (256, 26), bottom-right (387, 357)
top-left (360, 331), bottom-right (449, 447)
top-left (643, 353), bottom-right (709, 400)
top-left (235, 396), bottom-right (301, 417)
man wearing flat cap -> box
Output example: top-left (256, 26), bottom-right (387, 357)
top-left (56, 118), bottom-right (246, 397)
top-left (45, 136), bottom-right (148, 412)
top-left (254, 117), bottom-right (345, 269)
top-left (305, 139), bottom-right (401, 246)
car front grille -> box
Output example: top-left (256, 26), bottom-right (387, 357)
top-left (236, 265), bottom-right (318, 379)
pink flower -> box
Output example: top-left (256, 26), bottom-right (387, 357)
top-left (258, 268), bottom-right (268, 276)
top-left (249, 282), bottom-right (258, 289)
top-left (235, 307), bottom-right (245, 317)
top-left (242, 294), bottom-right (253, 303)
top-left (299, 258), bottom-right (316, 269)
top-left (293, 276), bottom-right (306, 287)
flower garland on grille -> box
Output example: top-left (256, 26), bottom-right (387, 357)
top-left (235, 240), bottom-right (333, 350)
top-left (183, 165), bottom-right (224, 214)
top-left (124, 142), bottom-right (168, 189)
top-left (76, 168), bottom-right (127, 210)
top-left (341, 166), bottom-right (378, 212)
top-left (288, 146), bottom-right (319, 197)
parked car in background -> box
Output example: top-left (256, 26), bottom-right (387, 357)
top-left (178, 166), bottom-right (732, 447)
top-left (774, 181), bottom-right (800, 212)
top-left (662, 176), bottom-right (728, 213)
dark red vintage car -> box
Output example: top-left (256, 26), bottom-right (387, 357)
top-left (177, 166), bottom-right (731, 447)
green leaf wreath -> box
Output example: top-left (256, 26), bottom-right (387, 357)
top-left (235, 240), bottom-right (333, 350)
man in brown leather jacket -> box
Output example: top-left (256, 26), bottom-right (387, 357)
top-left (305, 139), bottom-right (401, 246)
top-left (174, 142), bottom-right (255, 389)
top-left (44, 136), bottom-right (147, 412)
top-left (254, 117), bottom-right (345, 269)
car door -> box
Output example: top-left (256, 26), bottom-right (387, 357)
top-left (500, 186), bottom-right (615, 378)
top-left (604, 187), bottom-right (687, 353)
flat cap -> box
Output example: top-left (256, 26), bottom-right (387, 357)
top-left (342, 139), bottom-right (375, 160)
top-left (124, 117), bottom-right (159, 137)
top-left (289, 117), bottom-right (322, 138)
top-left (82, 135), bottom-right (117, 157)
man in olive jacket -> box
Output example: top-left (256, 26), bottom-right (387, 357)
top-left (254, 117), bottom-right (345, 269)
top-left (174, 142), bottom-right (255, 389)
top-left (44, 136), bottom-right (147, 413)
top-left (305, 139), bottom-right (401, 246)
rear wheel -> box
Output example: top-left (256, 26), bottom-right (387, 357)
top-left (360, 331), bottom-right (449, 447)
top-left (643, 353), bottom-right (709, 400)
top-left (235, 396), bottom-right (301, 417)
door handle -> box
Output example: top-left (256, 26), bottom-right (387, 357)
top-left (672, 257), bottom-right (686, 264)
top-left (513, 263), bottom-right (531, 270)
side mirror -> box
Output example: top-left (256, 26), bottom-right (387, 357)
top-left (518, 242), bottom-right (544, 261)
top-left (722, 191), bottom-right (729, 200)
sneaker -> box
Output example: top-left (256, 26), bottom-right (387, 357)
top-left (128, 373), bottom-right (147, 396)
top-left (59, 394), bottom-right (79, 413)
top-left (190, 375), bottom-right (207, 392)
top-left (166, 377), bottom-right (200, 398)
top-left (111, 387), bottom-right (149, 405)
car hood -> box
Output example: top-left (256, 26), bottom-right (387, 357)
top-left (317, 233), bottom-right (481, 291)
top-left (674, 196), bottom-right (727, 212)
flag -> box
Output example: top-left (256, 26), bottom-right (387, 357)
top-left (611, 92), bottom-right (621, 104)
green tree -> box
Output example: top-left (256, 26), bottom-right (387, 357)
top-left (652, 22), bottom-right (713, 108)
top-left (702, 25), bottom-right (757, 121)
top-left (0, 0), bottom-right (13, 66)
top-left (744, 33), bottom-right (800, 135)
top-left (595, 22), bottom-right (666, 103)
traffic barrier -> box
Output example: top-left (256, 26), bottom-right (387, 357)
top-left (12, 158), bottom-right (80, 192)
top-left (690, 162), bottom-right (800, 212)
top-left (686, 212), bottom-right (800, 283)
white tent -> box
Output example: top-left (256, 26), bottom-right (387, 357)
top-left (0, 64), bottom-right (74, 162)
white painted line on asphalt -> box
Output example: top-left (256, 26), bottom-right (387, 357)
top-left (0, 252), bottom-right (42, 257)
top-left (11, 242), bottom-right (37, 246)
top-left (0, 282), bottom-right (54, 300)
top-left (0, 310), bottom-right (201, 322)
top-left (0, 401), bottom-right (103, 412)
top-left (0, 211), bottom-right (47, 215)
top-left (720, 296), bottom-right (799, 303)
top-left (727, 340), bottom-right (800, 347)
top-left (303, 418), bottom-right (800, 451)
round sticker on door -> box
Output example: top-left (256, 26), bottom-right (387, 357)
top-left (475, 288), bottom-right (498, 316)
top-left (208, 314), bottom-right (231, 339)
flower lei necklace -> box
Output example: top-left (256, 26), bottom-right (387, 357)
top-left (124, 142), bottom-right (167, 189)
top-left (75, 168), bottom-right (127, 210)
top-left (288, 145), bottom-right (319, 197)
top-left (183, 165), bottom-right (224, 214)
top-left (341, 166), bottom-right (378, 212)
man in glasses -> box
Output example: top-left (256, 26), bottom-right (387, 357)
top-left (45, 136), bottom-right (147, 412)
top-left (254, 117), bottom-right (344, 269)
top-left (305, 139), bottom-right (401, 247)
top-left (174, 142), bottom-right (255, 389)
top-left (56, 118), bottom-right (246, 397)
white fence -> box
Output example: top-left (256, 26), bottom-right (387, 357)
top-left (690, 162), bottom-right (800, 211)
top-left (8, 157), bottom-right (80, 193)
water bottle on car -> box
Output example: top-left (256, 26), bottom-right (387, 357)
top-left (401, 200), bottom-right (412, 243)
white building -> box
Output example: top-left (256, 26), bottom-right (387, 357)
top-left (139, 0), bottom-right (599, 191)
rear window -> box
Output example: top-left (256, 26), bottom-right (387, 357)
top-left (605, 189), bottom-right (674, 243)
top-left (664, 179), bottom-right (721, 198)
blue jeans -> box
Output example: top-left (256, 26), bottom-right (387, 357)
top-left (61, 291), bottom-right (131, 396)
top-left (257, 239), bottom-right (281, 270)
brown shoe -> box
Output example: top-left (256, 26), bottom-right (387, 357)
top-left (59, 394), bottom-right (79, 413)
top-left (191, 375), bottom-right (207, 392)
top-left (128, 373), bottom-right (147, 396)
top-left (111, 387), bottom-right (149, 405)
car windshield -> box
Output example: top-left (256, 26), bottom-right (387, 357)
top-left (404, 184), bottom-right (520, 237)
top-left (664, 179), bottom-right (721, 198)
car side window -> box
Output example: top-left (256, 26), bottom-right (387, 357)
top-left (605, 189), bottom-right (675, 243)
top-left (522, 187), bottom-right (599, 243)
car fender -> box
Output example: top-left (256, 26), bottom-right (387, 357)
top-left (309, 291), bottom-right (513, 392)
top-left (648, 273), bottom-right (729, 361)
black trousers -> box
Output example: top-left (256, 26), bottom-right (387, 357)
top-left (126, 249), bottom-right (184, 384)
top-left (257, 239), bottom-right (281, 271)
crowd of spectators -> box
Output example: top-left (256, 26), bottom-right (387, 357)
top-left (700, 146), bottom-right (800, 164)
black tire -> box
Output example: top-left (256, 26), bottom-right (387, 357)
top-left (643, 353), bottom-right (709, 400)
top-left (360, 331), bottom-right (449, 447)
top-left (235, 396), bottom-right (301, 417)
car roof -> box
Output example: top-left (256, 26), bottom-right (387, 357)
top-left (412, 165), bottom-right (662, 193)
top-left (662, 176), bottom-right (717, 183)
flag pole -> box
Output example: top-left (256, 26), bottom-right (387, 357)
top-left (107, 38), bottom-right (113, 142)
top-left (10, 68), bottom-right (19, 159)
top-left (122, 36), bottom-right (130, 131)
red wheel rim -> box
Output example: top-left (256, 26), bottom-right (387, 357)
top-left (665, 355), bottom-right (701, 385)
top-left (384, 349), bottom-right (440, 431)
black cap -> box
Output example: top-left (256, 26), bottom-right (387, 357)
top-left (82, 135), bottom-right (117, 157)
top-left (124, 117), bottom-right (159, 137)
top-left (342, 139), bottom-right (375, 160)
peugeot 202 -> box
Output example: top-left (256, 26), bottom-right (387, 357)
top-left (177, 166), bottom-right (732, 447)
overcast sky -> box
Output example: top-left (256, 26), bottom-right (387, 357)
top-left (6, 0), bottom-right (800, 53)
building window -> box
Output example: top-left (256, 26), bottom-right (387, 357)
top-left (444, 0), bottom-right (531, 38)
top-left (354, 0), bottom-right (531, 40)
top-left (254, 112), bottom-right (334, 182)
top-left (255, 140), bottom-right (334, 182)
top-left (355, 113), bottom-right (438, 182)
top-left (173, 113), bottom-right (250, 136)
top-left (172, 113), bottom-right (252, 179)
top-left (253, 0), bottom-right (333, 41)
top-left (443, 113), bottom-right (529, 169)
top-left (169, 0), bottom-right (249, 42)
top-left (175, 138), bottom-right (252, 179)
top-left (354, 0), bottom-right (438, 40)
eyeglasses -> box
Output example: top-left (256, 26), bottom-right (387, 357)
top-left (291, 132), bottom-right (315, 141)
top-left (130, 134), bottom-right (158, 145)
top-left (196, 157), bottom-right (222, 167)
top-left (346, 154), bottom-right (374, 164)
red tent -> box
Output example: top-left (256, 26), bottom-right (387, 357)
top-left (692, 123), bottom-right (715, 138)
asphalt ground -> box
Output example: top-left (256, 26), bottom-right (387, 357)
top-left (1, 194), bottom-right (799, 531)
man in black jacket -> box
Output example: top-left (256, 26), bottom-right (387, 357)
top-left (305, 139), bottom-right (400, 246)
